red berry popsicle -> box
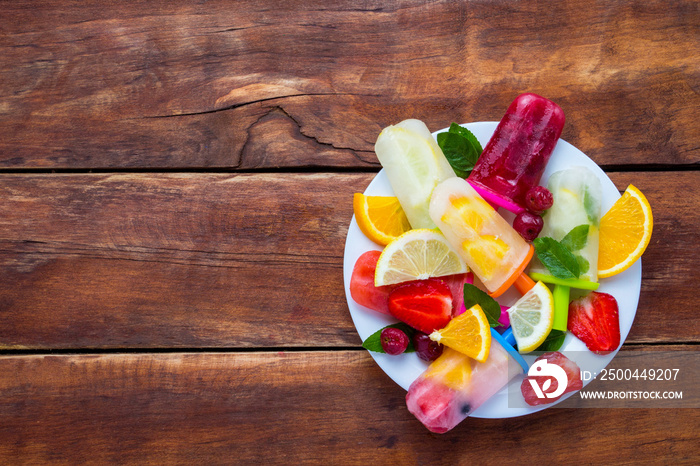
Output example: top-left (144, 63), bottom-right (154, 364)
top-left (468, 93), bottom-right (565, 213)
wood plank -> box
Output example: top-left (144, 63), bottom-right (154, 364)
top-left (609, 172), bottom-right (700, 344)
top-left (0, 350), bottom-right (697, 463)
top-left (0, 173), bottom-right (356, 349)
top-left (0, 172), bottom-right (696, 348)
top-left (1, 0), bottom-right (697, 169)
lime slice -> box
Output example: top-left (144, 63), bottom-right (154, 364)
top-left (507, 281), bottom-right (554, 353)
top-left (374, 229), bottom-right (468, 286)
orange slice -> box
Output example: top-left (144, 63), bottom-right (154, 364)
top-left (462, 235), bottom-right (510, 280)
top-left (598, 185), bottom-right (653, 278)
top-left (423, 348), bottom-right (473, 391)
top-left (429, 304), bottom-right (491, 362)
top-left (353, 193), bottom-right (411, 246)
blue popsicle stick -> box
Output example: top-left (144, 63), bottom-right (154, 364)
top-left (491, 327), bottom-right (529, 373)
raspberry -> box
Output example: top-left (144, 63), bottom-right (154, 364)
top-left (412, 331), bottom-right (444, 361)
top-left (525, 186), bottom-right (554, 214)
top-left (380, 327), bottom-right (409, 355)
top-left (513, 211), bottom-right (544, 241)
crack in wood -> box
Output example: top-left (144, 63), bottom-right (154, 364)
top-left (135, 92), bottom-right (376, 119)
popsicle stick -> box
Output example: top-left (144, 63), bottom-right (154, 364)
top-left (529, 273), bottom-right (600, 291)
top-left (551, 284), bottom-right (571, 332)
top-left (529, 272), bottom-right (600, 332)
top-left (468, 181), bottom-right (525, 214)
top-left (491, 328), bottom-right (528, 372)
top-left (489, 244), bottom-right (535, 298)
top-left (513, 273), bottom-right (536, 295)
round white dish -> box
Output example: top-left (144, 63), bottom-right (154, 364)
top-left (343, 121), bottom-right (641, 419)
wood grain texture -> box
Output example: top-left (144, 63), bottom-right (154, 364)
top-left (1, 0), bottom-right (697, 169)
top-left (2, 0), bottom-right (697, 461)
top-left (0, 171), bottom-right (696, 348)
top-left (0, 350), bottom-right (697, 464)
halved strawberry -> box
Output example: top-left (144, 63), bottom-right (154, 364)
top-left (387, 279), bottom-right (453, 334)
top-left (568, 291), bottom-right (621, 354)
top-left (521, 352), bottom-right (583, 406)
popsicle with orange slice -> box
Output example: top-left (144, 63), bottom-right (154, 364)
top-left (405, 304), bottom-right (528, 433)
top-left (429, 177), bottom-right (536, 298)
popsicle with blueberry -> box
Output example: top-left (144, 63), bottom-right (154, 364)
top-left (529, 167), bottom-right (602, 331)
top-left (405, 328), bottom-right (528, 433)
top-left (467, 93), bottom-right (565, 214)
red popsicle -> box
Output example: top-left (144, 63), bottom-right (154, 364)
top-left (468, 93), bottom-right (565, 213)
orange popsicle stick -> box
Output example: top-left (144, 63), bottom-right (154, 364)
top-left (488, 244), bottom-right (534, 298)
top-left (513, 273), bottom-right (536, 295)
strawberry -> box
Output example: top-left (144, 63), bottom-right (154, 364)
top-left (351, 251), bottom-right (470, 318)
top-left (568, 291), bottom-right (621, 354)
top-left (405, 377), bottom-right (456, 434)
top-left (387, 279), bottom-right (453, 334)
top-left (521, 352), bottom-right (583, 406)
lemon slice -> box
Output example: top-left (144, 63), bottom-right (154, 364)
top-left (598, 185), bottom-right (653, 278)
top-left (374, 229), bottom-right (468, 286)
top-left (507, 281), bottom-right (554, 353)
top-left (429, 304), bottom-right (491, 362)
top-left (353, 193), bottom-right (411, 246)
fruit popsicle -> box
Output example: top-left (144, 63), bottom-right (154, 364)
top-left (429, 177), bottom-right (534, 298)
top-left (406, 329), bottom-right (526, 433)
top-left (374, 119), bottom-right (456, 229)
top-left (530, 167), bottom-right (603, 330)
top-left (467, 93), bottom-right (565, 213)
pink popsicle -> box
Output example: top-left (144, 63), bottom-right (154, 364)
top-left (405, 337), bottom-right (522, 433)
top-left (468, 93), bottom-right (565, 213)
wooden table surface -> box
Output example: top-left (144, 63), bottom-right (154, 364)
top-left (1, 1), bottom-right (698, 463)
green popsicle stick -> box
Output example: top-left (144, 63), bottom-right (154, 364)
top-left (531, 272), bottom-right (600, 332)
top-left (551, 284), bottom-right (571, 331)
top-left (530, 272), bottom-right (600, 290)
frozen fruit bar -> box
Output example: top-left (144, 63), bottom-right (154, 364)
top-left (429, 177), bottom-right (533, 297)
top-left (374, 119), bottom-right (456, 229)
top-left (468, 93), bottom-right (565, 213)
top-left (406, 339), bottom-right (522, 433)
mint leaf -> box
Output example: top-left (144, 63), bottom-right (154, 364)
top-left (576, 255), bottom-right (590, 275)
top-left (463, 284), bottom-right (501, 328)
top-left (561, 225), bottom-right (589, 251)
top-left (533, 237), bottom-right (581, 279)
top-left (362, 323), bottom-right (416, 353)
top-left (448, 123), bottom-right (483, 155)
top-left (583, 187), bottom-right (599, 226)
top-left (535, 330), bottom-right (566, 351)
top-left (437, 132), bottom-right (478, 178)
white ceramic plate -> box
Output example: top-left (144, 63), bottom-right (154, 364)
top-left (343, 121), bottom-right (640, 419)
